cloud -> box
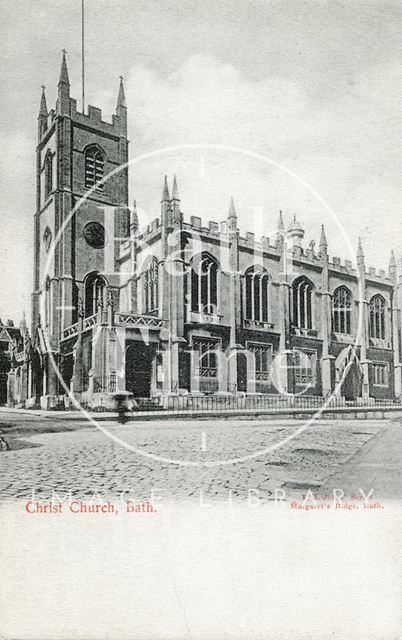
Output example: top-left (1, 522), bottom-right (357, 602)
top-left (124, 54), bottom-right (402, 268)
top-left (126, 54), bottom-right (315, 151)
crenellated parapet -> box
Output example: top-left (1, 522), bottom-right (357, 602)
top-left (136, 218), bottom-right (161, 244)
top-left (38, 55), bottom-right (126, 146)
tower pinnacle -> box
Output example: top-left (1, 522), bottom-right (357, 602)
top-left (161, 175), bottom-right (170, 202)
top-left (39, 85), bottom-right (47, 117)
top-left (117, 76), bottom-right (126, 109)
top-left (130, 200), bottom-right (139, 233)
top-left (57, 50), bottom-right (70, 115)
top-left (171, 174), bottom-right (180, 201)
top-left (58, 49), bottom-right (70, 86)
top-left (357, 237), bottom-right (364, 260)
top-left (227, 197), bottom-right (237, 232)
top-left (228, 196), bottom-right (237, 219)
top-left (319, 224), bottom-right (328, 251)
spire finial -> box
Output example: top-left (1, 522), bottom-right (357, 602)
top-left (161, 175), bottom-right (170, 202)
top-left (171, 174), bottom-right (180, 201)
top-left (319, 224), bottom-right (328, 249)
top-left (389, 249), bottom-right (396, 267)
top-left (277, 210), bottom-right (285, 231)
top-left (117, 75), bottom-right (126, 109)
top-left (357, 236), bottom-right (364, 261)
top-left (58, 49), bottom-right (70, 86)
top-left (228, 196), bottom-right (237, 219)
top-left (20, 311), bottom-right (27, 332)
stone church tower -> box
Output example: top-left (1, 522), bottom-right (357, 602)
top-left (31, 52), bottom-right (130, 408)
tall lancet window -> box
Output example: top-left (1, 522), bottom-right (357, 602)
top-left (332, 286), bottom-right (352, 334)
top-left (144, 258), bottom-right (159, 314)
top-left (245, 266), bottom-right (269, 322)
top-left (44, 151), bottom-right (53, 199)
top-left (292, 276), bottom-right (314, 329)
top-left (85, 145), bottom-right (105, 190)
top-left (44, 277), bottom-right (51, 328)
top-left (84, 272), bottom-right (107, 318)
top-left (191, 254), bottom-right (219, 315)
top-left (369, 294), bottom-right (386, 339)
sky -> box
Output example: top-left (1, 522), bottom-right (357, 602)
top-left (1, 0), bottom-right (402, 323)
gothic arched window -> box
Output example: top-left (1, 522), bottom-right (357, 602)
top-left (245, 266), bottom-right (269, 322)
top-left (85, 146), bottom-right (105, 190)
top-left (191, 254), bottom-right (219, 315)
top-left (144, 257), bottom-right (159, 313)
top-left (333, 286), bottom-right (352, 334)
top-left (369, 294), bottom-right (386, 339)
top-left (44, 151), bottom-right (53, 199)
top-left (292, 276), bottom-right (314, 329)
top-left (84, 272), bottom-right (107, 317)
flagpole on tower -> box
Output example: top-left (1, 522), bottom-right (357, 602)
top-left (81, 0), bottom-right (85, 112)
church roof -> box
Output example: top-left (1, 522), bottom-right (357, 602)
top-left (0, 326), bottom-right (21, 343)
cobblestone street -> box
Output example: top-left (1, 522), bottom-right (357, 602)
top-left (1, 412), bottom-right (398, 502)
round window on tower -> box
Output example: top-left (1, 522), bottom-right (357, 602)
top-left (83, 221), bottom-right (107, 249)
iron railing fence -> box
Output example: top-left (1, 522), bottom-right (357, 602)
top-left (65, 392), bottom-right (401, 413)
top-left (131, 394), bottom-right (402, 413)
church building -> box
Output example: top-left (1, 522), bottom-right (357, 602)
top-left (7, 53), bottom-right (402, 409)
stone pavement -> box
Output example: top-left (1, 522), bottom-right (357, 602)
top-left (1, 412), bottom-right (399, 502)
top-left (321, 419), bottom-right (402, 499)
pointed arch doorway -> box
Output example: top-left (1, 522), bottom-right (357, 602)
top-left (335, 346), bottom-right (363, 401)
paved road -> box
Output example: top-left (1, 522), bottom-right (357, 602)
top-left (1, 411), bottom-right (399, 502)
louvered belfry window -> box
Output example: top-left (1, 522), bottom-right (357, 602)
top-left (85, 146), bottom-right (104, 190)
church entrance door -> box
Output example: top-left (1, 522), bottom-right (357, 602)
top-left (336, 346), bottom-right (363, 401)
top-left (32, 350), bottom-right (43, 399)
top-left (341, 361), bottom-right (362, 401)
top-left (125, 342), bottom-right (155, 398)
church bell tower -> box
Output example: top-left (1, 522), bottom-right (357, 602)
top-left (31, 52), bottom-right (129, 407)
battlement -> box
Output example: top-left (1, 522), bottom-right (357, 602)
top-left (366, 267), bottom-right (390, 283)
top-left (181, 214), bottom-right (280, 253)
top-left (186, 216), bottom-right (221, 237)
top-left (327, 257), bottom-right (391, 283)
top-left (329, 256), bottom-right (358, 275)
top-left (137, 218), bottom-right (161, 243)
top-left (289, 245), bottom-right (321, 265)
top-left (69, 99), bottom-right (124, 137)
